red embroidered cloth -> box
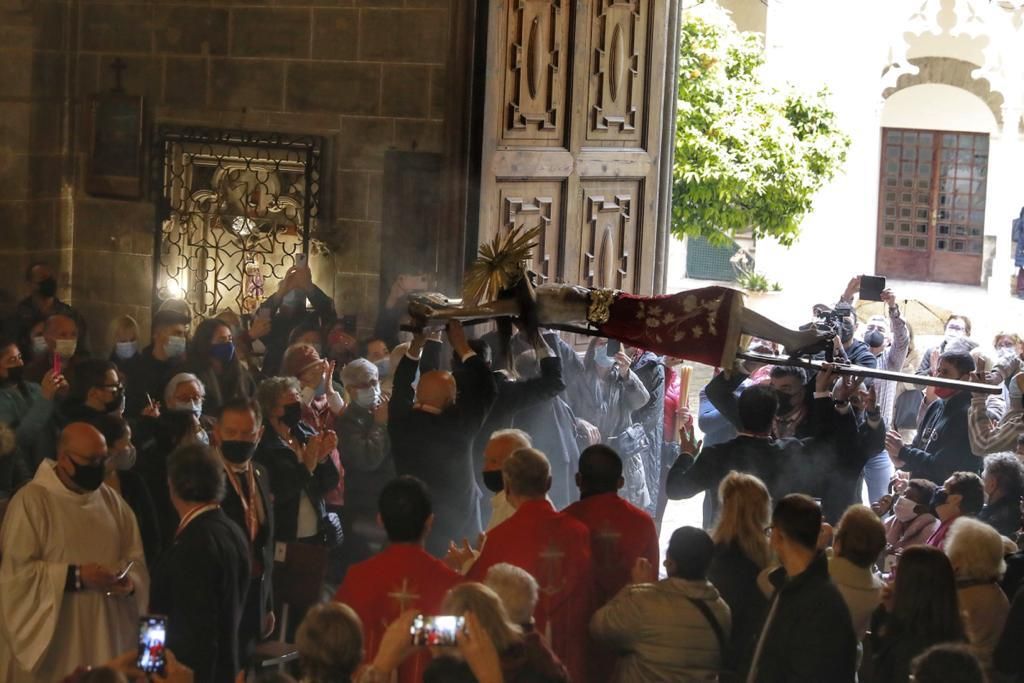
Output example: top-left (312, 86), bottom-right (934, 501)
top-left (596, 286), bottom-right (743, 367)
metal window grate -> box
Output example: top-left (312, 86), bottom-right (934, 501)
top-left (685, 235), bottom-right (739, 281)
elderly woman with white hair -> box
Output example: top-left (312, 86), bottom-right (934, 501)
top-left (945, 516), bottom-right (1011, 678)
top-left (484, 563), bottom-right (539, 630)
top-left (337, 357), bottom-right (394, 553)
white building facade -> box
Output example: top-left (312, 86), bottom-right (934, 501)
top-left (679, 0), bottom-right (1024, 303)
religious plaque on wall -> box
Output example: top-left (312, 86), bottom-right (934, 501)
top-left (85, 58), bottom-right (145, 199)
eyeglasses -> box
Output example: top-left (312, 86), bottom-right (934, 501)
top-left (763, 525), bottom-right (775, 537)
top-left (98, 383), bottom-right (124, 392)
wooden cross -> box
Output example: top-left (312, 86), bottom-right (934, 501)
top-left (109, 58), bottom-right (127, 93)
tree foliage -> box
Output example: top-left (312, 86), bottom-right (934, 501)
top-left (671, 6), bottom-right (850, 246)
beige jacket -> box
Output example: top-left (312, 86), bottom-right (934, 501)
top-left (828, 556), bottom-right (883, 639)
top-left (959, 582), bottom-right (1010, 679)
top-left (590, 578), bottom-right (731, 683)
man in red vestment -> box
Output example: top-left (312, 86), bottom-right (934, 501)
top-left (564, 444), bottom-right (660, 608)
top-left (467, 447), bottom-right (592, 683)
top-left (334, 476), bottom-right (461, 682)
top-left (564, 444), bottom-right (660, 683)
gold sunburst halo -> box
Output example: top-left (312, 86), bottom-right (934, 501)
top-left (462, 225), bottom-right (542, 305)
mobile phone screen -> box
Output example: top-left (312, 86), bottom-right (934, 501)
top-left (606, 339), bottom-right (621, 356)
top-left (859, 275), bottom-right (886, 301)
top-left (410, 615), bottom-right (465, 647)
top-left (295, 253), bottom-right (309, 269)
top-left (137, 615), bottom-right (167, 674)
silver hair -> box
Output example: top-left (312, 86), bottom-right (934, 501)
top-left (256, 376), bottom-right (302, 420)
top-left (484, 563), bottom-right (539, 626)
top-left (488, 428), bottom-right (532, 449)
top-left (983, 452), bottom-right (1024, 497)
top-left (163, 372), bottom-right (206, 406)
top-left (341, 358), bottom-right (378, 387)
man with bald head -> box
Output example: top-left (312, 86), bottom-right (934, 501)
top-left (0, 422), bottom-right (148, 682)
top-left (468, 447), bottom-right (592, 682)
top-left (481, 428), bottom-right (532, 530)
top-left (388, 320), bottom-right (497, 556)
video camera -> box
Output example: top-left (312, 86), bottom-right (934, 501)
top-left (816, 302), bottom-right (854, 338)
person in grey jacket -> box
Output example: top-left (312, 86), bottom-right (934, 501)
top-left (568, 337), bottom-right (651, 508)
top-left (591, 526), bottom-right (731, 683)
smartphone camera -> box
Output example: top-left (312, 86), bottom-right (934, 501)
top-left (410, 614), bottom-right (465, 647)
top-left (137, 615), bottom-right (167, 675)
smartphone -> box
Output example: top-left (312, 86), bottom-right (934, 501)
top-left (52, 352), bottom-right (61, 378)
top-left (295, 253), bottom-right (309, 269)
top-left (410, 614), bottom-right (465, 647)
top-left (859, 275), bottom-right (886, 301)
top-left (136, 615), bottom-right (167, 675)
top-left (606, 339), bottom-right (621, 356)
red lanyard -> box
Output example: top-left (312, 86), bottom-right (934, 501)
top-left (175, 503), bottom-right (219, 538)
top-left (224, 464), bottom-right (259, 543)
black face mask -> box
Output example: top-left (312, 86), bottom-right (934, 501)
top-left (221, 440), bottom-right (257, 465)
top-left (775, 391), bottom-right (798, 416)
top-left (4, 366), bottom-right (23, 384)
top-left (37, 277), bottom-right (58, 298)
top-left (839, 319), bottom-right (855, 344)
top-left (930, 488), bottom-right (949, 516)
top-left (69, 458), bottom-right (106, 491)
top-left (280, 402), bottom-right (303, 429)
top-left (482, 470), bottom-right (504, 493)
top-left (103, 387), bottom-right (125, 414)
top-left (865, 330), bottom-right (886, 349)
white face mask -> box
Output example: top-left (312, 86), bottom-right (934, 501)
top-left (110, 446), bottom-right (137, 472)
top-left (171, 399), bottom-right (203, 418)
top-left (31, 336), bottom-right (48, 355)
top-left (115, 341), bottom-right (138, 360)
top-left (55, 338), bottom-right (77, 359)
top-left (893, 496), bottom-right (918, 523)
top-left (355, 386), bottom-right (380, 409)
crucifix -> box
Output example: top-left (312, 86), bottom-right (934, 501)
top-left (387, 577), bottom-right (420, 614)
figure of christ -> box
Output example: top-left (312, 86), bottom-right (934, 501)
top-left (410, 284), bottom-right (829, 369)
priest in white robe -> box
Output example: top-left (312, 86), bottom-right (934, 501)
top-left (0, 422), bottom-right (149, 683)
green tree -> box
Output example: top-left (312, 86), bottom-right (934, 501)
top-left (672, 6), bottom-right (850, 246)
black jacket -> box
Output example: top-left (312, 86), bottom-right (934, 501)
top-left (707, 541), bottom-right (768, 677)
top-left (255, 422), bottom-right (340, 543)
top-left (750, 553), bottom-right (857, 683)
top-left (979, 495), bottom-right (1022, 537)
top-left (116, 468), bottom-right (163, 569)
top-left (388, 352), bottom-right (497, 556)
top-left (995, 585), bottom-right (1024, 680)
top-left (898, 390), bottom-right (978, 484)
top-left (123, 345), bottom-right (182, 418)
top-left (151, 508), bottom-right (250, 683)
top-left (220, 460), bottom-right (275, 654)
top-left (869, 608), bottom-right (962, 683)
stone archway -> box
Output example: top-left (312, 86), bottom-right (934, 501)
top-left (882, 56), bottom-right (1005, 127)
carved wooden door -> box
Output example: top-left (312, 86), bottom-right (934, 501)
top-left (478, 0), bottom-right (671, 295)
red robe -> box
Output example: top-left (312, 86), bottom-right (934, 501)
top-left (564, 492), bottom-right (660, 683)
top-left (468, 500), bottom-right (592, 683)
top-left (334, 543), bottom-right (461, 683)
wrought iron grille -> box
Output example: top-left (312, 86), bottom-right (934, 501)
top-left (152, 126), bottom-right (324, 321)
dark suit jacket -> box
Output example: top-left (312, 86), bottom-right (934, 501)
top-left (151, 508), bottom-right (251, 683)
top-left (389, 352), bottom-right (497, 556)
top-left (220, 460), bottom-right (274, 652)
top-left (255, 423), bottom-right (339, 542)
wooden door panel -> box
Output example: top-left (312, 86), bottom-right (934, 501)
top-left (586, 0), bottom-right (650, 146)
top-left (501, 0), bottom-right (571, 145)
top-left (493, 182), bottom-right (565, 284)
top-left (578, 180), bottom-right (642, 291)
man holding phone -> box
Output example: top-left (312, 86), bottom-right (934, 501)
top-left (0, 422), bottom-right (149, 683)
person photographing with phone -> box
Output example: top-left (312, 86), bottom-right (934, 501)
top-left (0, 422), bottom-right (149, 683)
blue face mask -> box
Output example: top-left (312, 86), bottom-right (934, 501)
top-left (374, 358), bottom-right (391, 378)
top-left (115, 341), bottom-right (138, 360)
top-left (210, 341), bottom-right (235, 364)
top-left (165, 336), bottom-right (187, 358)
top-left (171, 399), bottom-right (203, 419)
top-left (594, 348), bottom-right (616, 369)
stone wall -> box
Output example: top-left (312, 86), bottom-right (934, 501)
top-left (4, 0), bottom-right (451, 349)
top-left (0, 0), bottom-right (74, 319)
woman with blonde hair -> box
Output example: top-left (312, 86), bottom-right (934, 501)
top-left (108, 314), bottom-right (140, 370)
top-left (440, 583), bottom-right (568, 683)
top-left (945, 517), bottom-right (1010, 679)
top-left (706, 471), bottom-right (772, 678)
top-left (296, 601), bottom-right (364, 683)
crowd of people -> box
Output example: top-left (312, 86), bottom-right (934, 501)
top-left (0, 263), bottom-right (1023, 683)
